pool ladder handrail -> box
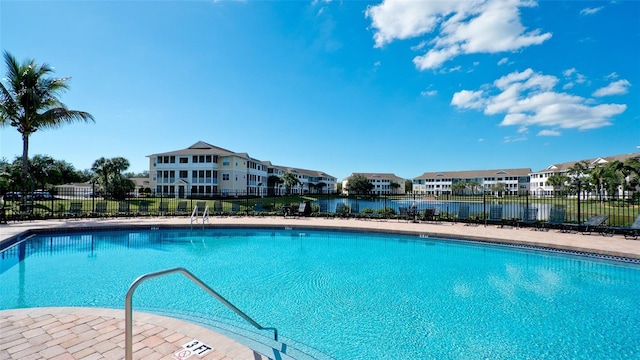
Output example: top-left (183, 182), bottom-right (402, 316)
top-left (125, 267), bottom-right (278, 360)
top-left (190, 205), bottom-right (210, 229)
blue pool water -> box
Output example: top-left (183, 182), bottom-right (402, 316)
top-left (1, 228), bottom-right (639, 359)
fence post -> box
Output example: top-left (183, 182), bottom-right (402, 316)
top-left (576, 180), bottom-right (581, 224)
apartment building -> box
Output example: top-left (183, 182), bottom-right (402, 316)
top-left (529, 152), bottom-right (640, 197)
top-left (148, 141), bottom-right (335, 198)
top-left (412, 168), bottom-right (532, 196)
top-left (342, 173), bottom-right (406, 195)
top-left (266, 163), bottom-right (337, 195)
top-left (148, 141), bottom-right (267, 197)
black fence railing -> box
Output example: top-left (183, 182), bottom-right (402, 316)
top-left (1, 189), bottom-right (638, 227)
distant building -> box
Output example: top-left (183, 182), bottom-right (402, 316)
top-left (529, 152), bottom-right (640, 197)
top-left (147, 141), bottom-right (335, 198)
top-left (412, 168), bottom-right (532, 196)
top-left (342, 173), bottom-right (406, 195)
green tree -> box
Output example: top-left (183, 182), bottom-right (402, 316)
top-left (491, 182), bottom-right (507, 197)
top-left (467, 180), bottom-right (481, 195)
top-left (91, 157), bottom-right (133, 199)
top-left (346, 174), bottom-right (373, 195)
top-left (404, 179), bottom-right (413, 193)
top-left (0, 51), bottom-right (94, 192)
top-left (282, 172), bottom-right (299, 195)
top-left (390, 181), bottom-right (401, 194)
top-left (546, 174), bottom-right (568, 196)
top-left (451, 181), bottom-right (466, 195)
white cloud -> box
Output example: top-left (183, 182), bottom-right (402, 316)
top-left (580, 6), bottom-right (603, 15)
top-left (538, 129), bottom-right (561, 136)
top-left (421, 90), bottom-right (438, 97)
top-left (504, 135), bottom-right (527, 143)
top-left (451, 90), bottom-right (485, 109)
top-left (451, 68), bottom-right (627, 131)
top-left (497, 57), bottom-right (509, 65)
top-left (606, 72), bottom-right (619, 80)
top-left (366, 0), bottom-right (552, 70)
top-left (592, 79), bottom-right (631, 97)
top-left (563, 68), bottom-right (576, 77)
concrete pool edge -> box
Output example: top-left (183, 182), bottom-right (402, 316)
top-left (1, 217), bottom-right (639, 261)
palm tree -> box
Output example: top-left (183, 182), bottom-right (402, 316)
top-left (546, 174), bottom-right (568, 196)
top-left (0, 51), bottom-right (94, 193)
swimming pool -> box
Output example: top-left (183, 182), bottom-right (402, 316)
top-left (1, 227), bottom-right (639, 359)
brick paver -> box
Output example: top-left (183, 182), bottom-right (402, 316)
top-left (0, 308), bottom-right (270, 360)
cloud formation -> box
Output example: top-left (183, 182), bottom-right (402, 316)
top-left (450, 68), bottom-right (627, 134)
top-left (365, 0), bottom-right (551, 70)
top-left (580, 6), bottom-right (603, 15)
top-left (592, 79), bottom-right (631, 97)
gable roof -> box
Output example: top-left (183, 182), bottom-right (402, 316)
top-left (147, 141), bottom-right (241, 158)
top-left (535, 152), bottom-right (640, 173)
top-left (414, 168), bottom-right (532, 180)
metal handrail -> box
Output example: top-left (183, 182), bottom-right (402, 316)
top-left (190, 205), bottom-right (198, 226)
top-left (202, 205), bottom-right (209, 229)
top-left (125, 267), bottom-right (278, 360)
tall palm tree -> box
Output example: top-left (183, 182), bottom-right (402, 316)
top-left (0, 51), bottom-right (94, 192)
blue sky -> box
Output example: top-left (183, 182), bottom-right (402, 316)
top-left (1, 0), bottom-right (638, 181)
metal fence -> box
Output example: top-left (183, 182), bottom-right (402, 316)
top-left (2, 188), bottom-right (639, 227)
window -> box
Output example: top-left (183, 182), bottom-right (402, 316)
top-left (222, 174), bottom-right (230, 181)
top-left (222, 157), bottom-right (230, 166)
top-left (179, 157), bottom-right (188, 163)
top-left (179, 171), bottom-right (188, 178)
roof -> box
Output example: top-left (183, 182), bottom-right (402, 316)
top-left (414, 168), bottom-right (532, 180)
top-left (344, 173), bottom-right (406, 183)
top-left (146, 141), bottom-right (244, 158)
top-left (535, 152), bottom-right (640, 173)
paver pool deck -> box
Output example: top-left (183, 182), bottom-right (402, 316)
top-left (1, 216), bottom-right (639, 359)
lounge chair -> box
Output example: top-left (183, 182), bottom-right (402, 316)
top-left (295, 201), bottom-right (311, 217)
top-left (251, 203), bottom-right (268, 216)
top-left (231, 202), bottom-right (241, 216)
top-left (350, 203), bottom-right (360, 218)
top-left (456, 204), bottom-right (478, 226)
top-left (541, 205), bottom-right (566, 232)
top-left (485, 205), bottom-right (504, 227)
top-left (176, 201), bottom-right (188, 215)
top-left (518, 207), bottom-right (539, 230)
top-left (94, 201), bottom-right (109, 217)
top-left (117, 201), bottom-right (130, 217)
top-left (560, 215), bottom-right (609, 235)
top-left (422, 207), bottom-right (440, 223)
top-left (195, 201), bottom-right (206, 216)
top-left (158, 202), bottom-right (169, 216)
top-left (137, 201), bottom-right (150, 216)
top-left (398, 206), bottom-right (410, 222)
top-left (66, 201), bottom-right (83, 218)
top-left (618, 214), bottom-right (640, 240)
top-left (213, 201), bottom-right (223, 215)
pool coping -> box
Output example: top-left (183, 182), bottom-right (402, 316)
top-left (2, 217), bottom-right (640, 261)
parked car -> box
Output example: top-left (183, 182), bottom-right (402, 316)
top-left (32, 191), bottom-right (54, 200)
top-left (4, 191), bottom-right (22, 201)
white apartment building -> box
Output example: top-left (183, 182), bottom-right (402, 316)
top-left (148, 141), bottom-right (267, 197)
top-left (342, 173), bottom-right (406, 195)
top-left (529, 152), bottom-right (640, 197)
top-left (148, 141), bottom-right (335, 198)
top-left (412, 168), bottom-right (532, 196)
top-left (267, 163), bottom-right (337, 195)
